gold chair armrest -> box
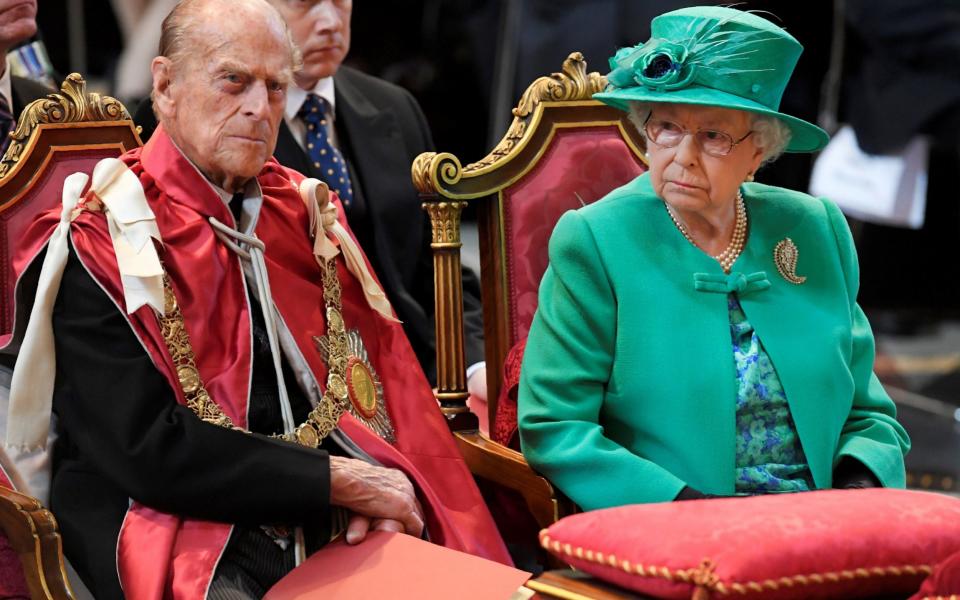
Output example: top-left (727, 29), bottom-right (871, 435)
top-left (454, 431), bottom-right (569, 530)
top-left (0, 486), bottom-right (74, 599)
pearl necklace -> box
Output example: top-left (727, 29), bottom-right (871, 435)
top-left (665, 192), bottom-right (747, 273)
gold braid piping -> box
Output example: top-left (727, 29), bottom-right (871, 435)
top-left (539, 531), bottom-right (934, 597)
top-left (158, 257), bottom-right (350, 448)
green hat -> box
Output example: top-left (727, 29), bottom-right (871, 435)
top-left (593, 6), bottom-right (829, 153)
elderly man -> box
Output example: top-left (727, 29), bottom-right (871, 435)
top-left (3, 0), bottom-right (507, 598)
top-left (135, 0), bottom-right (488, 400)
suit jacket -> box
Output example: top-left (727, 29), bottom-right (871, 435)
top-left (11, 74), bottom-right (51, 115)
top-left (133, 67), bottom-right (486, 381)
top-left (518, 173), bottom-right (910, 511)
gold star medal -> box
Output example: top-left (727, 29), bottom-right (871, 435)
top-left (313, 330), bottom-right (396, 443)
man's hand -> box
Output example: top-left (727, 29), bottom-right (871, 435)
top-left (344, 515), bottom-right (405, 545)
top-left (330, 456), bottom-right (423, 542)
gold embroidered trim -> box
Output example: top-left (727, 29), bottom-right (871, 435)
top-left (539, 531), bottom-right (933, 597)
top-left (158, 257), bottom-right (350, 449)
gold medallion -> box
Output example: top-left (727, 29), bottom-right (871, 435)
top-left (295, 423), bottom-right (320, 448)
top-left (313, 329), bottom-right (396, 443)
top-left (773, 238), bottom-right (806, 284)
top-left (347, 359), bottom-right (378, 419)
top-left (327, 307), bottom-right (344, 331)
top-left (327, 373), bottom-right (348, 400)
top-left (177, 365), bottom-right (201, 394)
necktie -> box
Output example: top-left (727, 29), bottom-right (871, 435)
top-left (229, 192), bottom-right (244, 228)
top-left (0, 95), bottom-right (15, 156)
top-left (298, 94), bottom-right (354, 208)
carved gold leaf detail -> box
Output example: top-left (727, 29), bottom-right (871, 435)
top-left (422, 201), bottom-right (465, 246)
top-left (464, 52), bottom-right (606, 173)
top-left (411, 52), bottom-right (606, 194)
top-left (0, 73), bottom-right (133, 179)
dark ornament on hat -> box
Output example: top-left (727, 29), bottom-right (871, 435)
top-left (643, 53), bottom-right (677, 79)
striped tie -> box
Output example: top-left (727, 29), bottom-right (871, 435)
top-left (298, 94), bottom-right (354, 208)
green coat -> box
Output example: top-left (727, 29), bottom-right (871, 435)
top-left (518, 173), bottom-right (910, 511)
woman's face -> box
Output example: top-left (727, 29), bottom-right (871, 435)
top-left (645, 103), bottom-right (763, 216)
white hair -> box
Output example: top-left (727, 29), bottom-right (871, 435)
top-left (626, 101), bottom-right (791, 165)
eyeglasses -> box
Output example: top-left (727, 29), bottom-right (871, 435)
top-left (643, 115), bottom-right (753, 157)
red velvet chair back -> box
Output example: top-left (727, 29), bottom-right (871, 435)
top-left (0, 74), bottom-right (141, 338)
top-left (0, 74), bottom-right (140, 599)
top-left (415, 53), bottom-right (647, 425)
top-left (502, 127), bottom-right (646, 346)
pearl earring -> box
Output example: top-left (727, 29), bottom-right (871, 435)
top-left (745, 172), bottom-right (755, 182)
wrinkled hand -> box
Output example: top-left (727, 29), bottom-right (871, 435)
top-left (330, 456), bottom-right (423, 541)
top-left (345, 515), bottom-right (405, 545)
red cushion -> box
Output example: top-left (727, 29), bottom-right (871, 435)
top-left (909, 550), bottom-right (960, 599)
top-left (540, 489), bottom-right (960, 600)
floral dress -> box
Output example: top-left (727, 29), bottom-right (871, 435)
top-left (729, 294), bottom-right (814, 494)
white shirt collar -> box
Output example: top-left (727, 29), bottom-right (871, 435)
top-left (285, 77), bottom-right (336, 122)
top-left (0, 58), bottom-right (13, 110)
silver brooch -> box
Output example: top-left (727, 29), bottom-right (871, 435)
top-left (774, 238), bottom-right (806, 284)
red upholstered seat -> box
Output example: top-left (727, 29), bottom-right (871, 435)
top-left (493, 131), bottom-right (645, 449)
top-left (413, 53), bottom-right (647, 545)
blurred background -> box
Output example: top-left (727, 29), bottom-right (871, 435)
top-left (31, 0), bottom-right (960, 490)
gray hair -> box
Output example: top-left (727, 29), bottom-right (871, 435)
top-left (152, 0), bottom-right (302, 116)
top-left (158, 0), bottom-right (301, 72)
top-left (627, 101), bottom-right (791, 165)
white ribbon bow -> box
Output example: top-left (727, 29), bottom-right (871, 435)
top-left (6, 158), bottom-right (163, 455)
top-left (299, 178), bottom-right (399, 323)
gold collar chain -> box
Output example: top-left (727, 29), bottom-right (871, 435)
top-left (157, 256), bottom-right (350, 449)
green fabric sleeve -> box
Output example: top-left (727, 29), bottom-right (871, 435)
top-left (518, 210), bottom-right (686, 510)
top-left (823, 198), bottom-right (911, 488)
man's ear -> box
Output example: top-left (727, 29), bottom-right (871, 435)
top-left (151, 56), bottom-right (176, 119)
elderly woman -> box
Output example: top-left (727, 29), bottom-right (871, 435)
top-left (518, 6), bottom-right (910, 511)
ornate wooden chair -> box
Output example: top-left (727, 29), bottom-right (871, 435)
top-left (0, 73), bottom-right (141, 599)
top-left (413, 52), bottom-right (647, 534)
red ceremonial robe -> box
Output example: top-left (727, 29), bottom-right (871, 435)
top-left (10, 125), bottom-right (509, 598)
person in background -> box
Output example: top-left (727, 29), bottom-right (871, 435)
top-left (518, 5), bottom-right (910, 511)
top-left (0, 0), bottom-right (51, 155)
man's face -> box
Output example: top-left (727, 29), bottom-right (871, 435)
top-left (272, 0), bottom-right (352, 88)
top-left (152, 13), bottom-right (292, 192)
top-left (0, 0), bottom-right (36, 53)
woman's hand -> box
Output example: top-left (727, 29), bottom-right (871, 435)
top-left (833, 457), bottom-right (881, 489)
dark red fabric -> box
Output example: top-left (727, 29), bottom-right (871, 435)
top-left (0, 470), bottom-right (28, 599)
top-left (910, 550), bottom-right (960, 599)
top-left (492, 338), bottom-right (526, 449)
top-left (542, 488), bottom-right (960, 600)
top-left (11, 126), bottom-right (509, 599)
top-left (502, 128), bottom-right (646, 346)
